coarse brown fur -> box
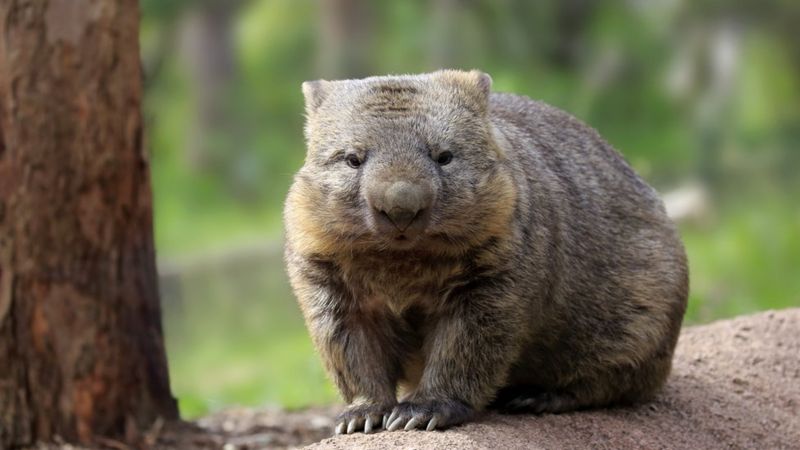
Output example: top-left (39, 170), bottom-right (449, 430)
top-left (284, 70), bottom-right (688, 434)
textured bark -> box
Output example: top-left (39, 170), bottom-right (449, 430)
top-left (0, 0), bottom-right (178, 447)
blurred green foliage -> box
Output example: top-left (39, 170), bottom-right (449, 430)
top-left (161, 256), bottom-right (337, 414)
top-left (141, 0), bottom-right (800, 418)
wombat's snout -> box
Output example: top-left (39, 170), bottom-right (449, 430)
top-left (368, 180), bottom-right (433, 235)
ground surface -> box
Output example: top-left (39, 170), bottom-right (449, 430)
top-left (29, 308), bottom-right (800, 449)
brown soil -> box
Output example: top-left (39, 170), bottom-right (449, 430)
top-left (26, 308), bottom-right (800, 449)
top-left (26, 407), bottom-right (339, 450)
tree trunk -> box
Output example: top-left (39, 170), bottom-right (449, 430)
top-left (429, 0), bottom-right (459, 68)
top-left (178, 0), bottom-right (238, 172)
top-left (0, 0), bottom-right (178, 447)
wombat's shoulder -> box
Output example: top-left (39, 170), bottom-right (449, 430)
top-left (489, 92), bottom-right (554, 117)
top-left (488, 92), bottom-right (648, 190)
top-left (488, 92), bottom-right (595, 139)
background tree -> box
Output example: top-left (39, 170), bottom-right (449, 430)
top-left (178, 0), bottom-right (243, 173)
top-left (0, 0), bottom-right (177, 447)
top-left (317, 0), bottom-right (373, 78)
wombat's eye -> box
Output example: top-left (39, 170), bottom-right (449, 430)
top-left (345, 154), bottom-right (362, 168)
top-left (436, 151), bottom-right (453, 166)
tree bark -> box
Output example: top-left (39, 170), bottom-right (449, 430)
top-left (0, 0), bottom-right (178, 447)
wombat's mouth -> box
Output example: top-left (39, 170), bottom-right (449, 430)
top-left (381, 232), bottom-right (422, 250)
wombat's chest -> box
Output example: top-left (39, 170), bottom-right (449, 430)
top-left (338, 255), bottom-right (465, 313)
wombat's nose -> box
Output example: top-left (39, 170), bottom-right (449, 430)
top-left (372, 181), bottom-right (431, 232)
top-left (383, 207), bottom-right (419, 231)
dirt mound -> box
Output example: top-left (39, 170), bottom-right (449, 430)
top-left (308, 308), bottom-right (800, 450)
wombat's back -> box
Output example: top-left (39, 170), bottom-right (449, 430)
top-left (489, 92), bottom-right (682, 260)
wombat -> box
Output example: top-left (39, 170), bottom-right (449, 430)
top-left (284, 70), bottom-right (688, 434)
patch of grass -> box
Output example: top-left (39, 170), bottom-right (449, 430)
top-left (681, 197), bottom-right (800, 324)
top-left (161, 254), bottom-right (338, 418)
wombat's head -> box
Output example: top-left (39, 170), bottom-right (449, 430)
top-left (286, 70), bottom-right (516, 255)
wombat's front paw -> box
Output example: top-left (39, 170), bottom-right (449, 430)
top-left (334, 402), bottom-right (395, 435)
top-left (385, 399), bottom-right (474, 431)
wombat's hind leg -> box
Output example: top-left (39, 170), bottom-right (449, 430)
top-left (488, 385), bottom-right (580, 414)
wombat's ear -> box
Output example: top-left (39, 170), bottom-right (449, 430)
top-left (470, 70), bottom-right (493, 102)
top-left (460, 70), bottom-right (492, 114)
top-left (302, 80), bottom-right (330, 114)
top-left (435, 70), bottom-right (493, 114)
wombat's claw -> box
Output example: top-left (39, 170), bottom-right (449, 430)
top-left (364, 415), bottom-right (375, 433)
top-left (387, 416), bottom-right (404, 431)
top-left (403, 417), bottom-right (421, 431)
top-left (386, 414), bottom-right (439, 432)
top-left (385, 399), bottom-right (473, 432)
top-left (334, 422), bottom-right (346, 435)
top-left (426, 416), bottom-right (439, 431)
top-left (335, 403), bottom-right (394, 435)
top-left (334, 417), bottom-right (368, 435)
top-left (347, 417), bottom-right (362, 434)
top-left (385, 410), bottom-right (399, 429)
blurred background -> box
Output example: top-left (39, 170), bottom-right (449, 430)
top-left (139, 0), bottom-right (800, 418)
